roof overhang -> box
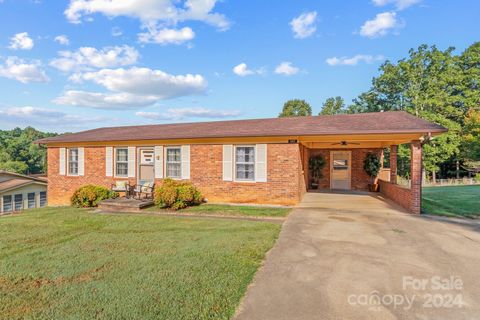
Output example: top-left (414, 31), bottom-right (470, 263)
top-left (0, 180), bottom-right (47, 194)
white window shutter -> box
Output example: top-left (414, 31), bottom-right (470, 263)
top-left (128, 147), bottom-right (136, 178)
top-left (255, 144), bottom-right (267, 182)
top-left (181, 145), bottom-right (190, 180)
top-left (105, 147), bottom-right (113, 177)
top-left (59, 148), bottom-right (66, 175)
top-left (78, 147), bottom-right (85, 176)
top-left (222, 145), bottom-right (233, 181)
top-left (154, 146), bottom-right (164, 179)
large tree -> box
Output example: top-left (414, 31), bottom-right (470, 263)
top-left (348, 43), bottom-right (480, 180)
top-left (319, 96), bottom-right (345, 115)
top-left (0, 127), bottom-right (56, 174)
top-left (278, 99), bottom-right (312, 117)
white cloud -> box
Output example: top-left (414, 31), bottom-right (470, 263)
top-left (54, 67), bottom-right (207, 109)
top-left (53, 90), bottom-right (158, 109)
top-left (359, 11), bottom-right (401, 38)
top-left (274, 62), bottom-right (300, 76)
top-left (232, 63), bottom-right (265, 77)
top-left (64, 0), bottom-right (230, 30)
top-left (136, 107), bottom-right (240, 120)
top-left (54, 34), bottom-right (70, 45)
top-left (76, 67), bottom-right (207, 98)
top-left (138, 26), bottom-right (195, 45)
top-left (111, 26), bottom-right (123, 37)
top-left (372, 0), bottom-right (421, 10)
top-left (0, 57), bottom-right (49, 83)
top-left (50, 45), bottom-right (139, 72)
top-left (8, 32), bottom-right (34, 50)
top-left (0, 106), bottom-right (104, 126)
top-left (326, 54), bottom-right (385, 66)
top-left (290, 11), bottom-right (317, 39)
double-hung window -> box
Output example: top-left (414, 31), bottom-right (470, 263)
top-left (115, 148), bottom-right (128, 177)
top-left (28, 192), bottom-right (36, 208)
top-left (235, 146), bottom-right (255, 181)
top-left (3, 195), bottom-right (12, 212)
top-left (39, 192), bottom-right (47, 207)
top-left (166, 147), bottom-right (181, 179)
top-left (68, 148), bottom-right (79, 175)
top-left (14, 194), bottom-right (23, 211)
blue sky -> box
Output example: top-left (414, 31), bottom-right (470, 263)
top-left (0, 0), bottom-right (478, 133)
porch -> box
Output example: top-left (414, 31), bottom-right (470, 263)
top-left (298, 133), bottom-right (425, 214)
top-left (98, 197), bottom-right (154, 213)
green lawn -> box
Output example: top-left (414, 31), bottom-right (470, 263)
top-left (0, 207), bottom-right (281, 320)
top-left (148, 204), bottom-right (291, 218)
top-left (422, 185), bottom-right (480, 218)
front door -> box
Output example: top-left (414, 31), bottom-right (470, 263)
top-left (138, 148), bottom-right (155, 185)
top-left (330, 151), bottom-right (351, 190)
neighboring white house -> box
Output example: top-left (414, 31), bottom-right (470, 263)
top-left (0, 170), bottom-right (47, 214)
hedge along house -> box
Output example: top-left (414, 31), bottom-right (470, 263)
top-left (35, 111), bottom-right (446, 214)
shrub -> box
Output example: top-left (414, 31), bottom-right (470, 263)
top-left (155, 178), bottom-right (203, 210)
top-left (363, 152), bottom-right (382, 183)
top-left (71, 185), bottom-right (119, 208)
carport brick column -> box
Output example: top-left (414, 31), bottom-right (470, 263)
top-left (410, 140), bottom-right (422, 214)
top-left (390, 145), bottom-right (398, 184)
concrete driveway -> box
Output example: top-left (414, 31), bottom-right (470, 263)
top-left (234, 192), bottom-right (480, 320)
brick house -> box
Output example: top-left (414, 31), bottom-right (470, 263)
top-left (36, 111), bottom-right (446, 213)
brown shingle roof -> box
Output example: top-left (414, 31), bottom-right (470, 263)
top-left (0, 179), bottom-right (41, 193)
top-left (35, 111), bottom-right (446, 144)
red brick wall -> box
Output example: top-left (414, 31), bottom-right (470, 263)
top-left (307, 148), bottom-right (383, 190)
top-left (378, 180), bottom-right (413, 212)
top-left (47, 147), bottom-right (136, 205)
top-left (47, 143), bottom-right (305, 206)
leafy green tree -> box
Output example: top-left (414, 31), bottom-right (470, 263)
top-left (0, 127), bottom-right (56, 174)
top-left (348, 42), bottom-right (480, 179)
top-left (319, 96), bottom-right (345, 115)
top-left (279, 99), bottom-right (312, 117)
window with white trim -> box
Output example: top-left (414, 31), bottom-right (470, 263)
top-left (3, 195), bottom-right (12, 212)
top-left (68, 148), bottom-right (79, 175)
top-left (235, 146), bottom-right (255, 181)
top-left (39, 192), bottom-right (47, 207)
top-left (28, 192), bottom-right (35, 209)
top-left (115, 148), bottom-right (128, 177)
top-left (166, 147), bottom-right (181, 179)
top-left (14, 194), bottom-right (23, 211)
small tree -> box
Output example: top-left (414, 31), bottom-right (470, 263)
top-left (363, 153), bottom-right (382, 185)
top-left (319, 96), bottom-right (345, 115)
top-left (309, 155), bottom-right (326, 188)
top-left (279, 99), bottom-right (312, 117)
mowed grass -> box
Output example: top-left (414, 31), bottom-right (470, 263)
top-left (422, 185), bottom-right (480, 218)
top-left (0, 207), bottom-right (281, 320)
top-left (148, 204), bottom-right (291, 217)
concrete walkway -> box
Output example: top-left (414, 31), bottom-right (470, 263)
top-left (234, 192), bottom-right (480, 320)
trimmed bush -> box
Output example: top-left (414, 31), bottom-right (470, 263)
top-left (71, 185), bottom-right (119, 208)
top-left (155, 178), bottom-right (202, 210)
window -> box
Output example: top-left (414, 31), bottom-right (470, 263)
top-left (115, 148), bottom-right (128, 177)
top-left (68, 148), bottom-right (79, 175)
top-left (14, 194), bottom-right (23, 211)
top-left (3, 195), bottom-right (12, 212)
top-left (235, 146), bottom-right (255, 181)
top-left (28, 192), bottom-right (36, 208)
top-left (166, 147), bottom-right (181, 179)
top-left (39, 192), bottom-right (47, 207)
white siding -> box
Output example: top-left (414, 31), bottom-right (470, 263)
top-left (105, 147), bottom-right (113, 177)
top-left (59, 148), bottom-right (66, 175)
top-left (255, 144), bottom-right (267, 182)
top-left (222, 145), bottom-right (233, 181)
top-left (78, 147), bottom-right (85, 176)
top-left (154, 146), bottom-right (164, 179)
top-left (128, 147), bottom-right (136, 178)
top-left (181, 145), bottom-right (190, 180)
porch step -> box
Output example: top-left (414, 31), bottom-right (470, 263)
top-left (98, 198), bottom-right (154, 213)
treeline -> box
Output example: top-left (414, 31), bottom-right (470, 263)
top-left (0, 127), bottom-right (57, 174)
top-left (279, 42), bottom-right (480, 181)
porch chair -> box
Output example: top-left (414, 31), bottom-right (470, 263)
top-left (111, 181), bottom-right (131, 198)
top-left (132, 181), bottom-right (155, 200)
